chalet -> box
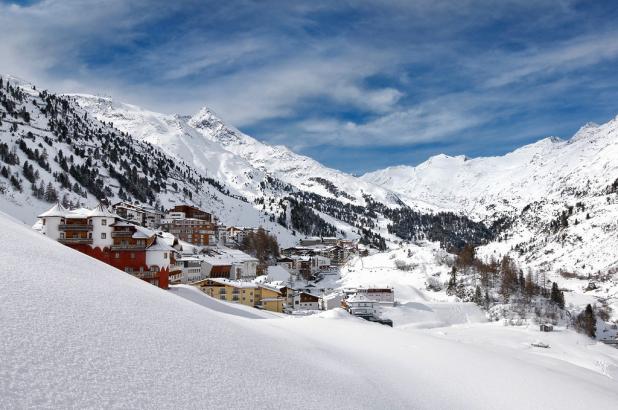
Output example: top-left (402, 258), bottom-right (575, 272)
top-left (37, 203), bottom-right (177, 289)
top-left (291, 291), bottom-right (320, 310)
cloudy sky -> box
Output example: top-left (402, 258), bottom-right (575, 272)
top-left (1, 0), bottom-right (618, 173)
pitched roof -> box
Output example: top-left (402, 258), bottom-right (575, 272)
top-left (37, 203), bottom-right (67, 218)
top-left (88, 203), bottom-right (118, 218)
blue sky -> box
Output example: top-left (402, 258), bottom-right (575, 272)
top-left (1, 0), bottom-right (618, 174)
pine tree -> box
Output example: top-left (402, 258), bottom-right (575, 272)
top-left (474, 285), bottom-right (482, 305)
top-left (524, 271), bottom-right (536, 299)
top-left (44, 182), bottom-right (58, 203)
top-left (576, 304), bottom-right (596, 338)
top-left (447, 267), bottom-right (457, 295)
top-left (550, 282), bottom-right (565, 309)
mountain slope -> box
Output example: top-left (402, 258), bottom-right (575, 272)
top-left (0, 75), bottom-right (296, 243)
top-left (70, 92), bottom-right (491, 248)
top-left (3, 211), bottom-right (618, 409)
top-left (363, 118), bottom-right (618, 274)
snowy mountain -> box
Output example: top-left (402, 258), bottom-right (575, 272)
top-left (3, 210), bottom-right (618, 409)
top-left (1, 75), bottom-right (488, 249)
top-left (0, 75), bottom-right (296, 244)
top-left (68, 90), bottom-right (488, 249)
top-left (363, 118), bottom-right (618, 275)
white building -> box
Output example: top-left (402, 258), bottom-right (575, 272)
top-left (343, 294), bottom-right (381, 318)
top-left (202, 248), bottom-right (259, 280)
top-left (291, 291), bottom-right (320, 310)
top-left (176, 256), bottom-right (207, 283)
top-left (354, 287), bottom-right (395, 305)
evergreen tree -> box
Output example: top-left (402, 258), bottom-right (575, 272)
top-left (575, 304), bottom-right (596, 338)
top-left (550, 282), bottom-right (565, 309)
top-left (447, 267), bottom-right (457, 295)
top-left (44, 182), bottom-right (58, 203)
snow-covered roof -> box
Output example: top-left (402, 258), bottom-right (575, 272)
top-left (88, 203), bottom-right (118, 218)
top-left (208, 278), bottom-right (258, 289)
top-left (346, 294), bottom-right (375, 304)
top-left (146, 238), bottom-right (176, 252)
top-left (133, 225), bottom-right (155, 239)
top-left (266, 265), bottom-right (291, 282)
top-left (37, 203), bottom-right (67, 218)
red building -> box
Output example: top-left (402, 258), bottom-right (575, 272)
top-left (37, 203), bottom-right (178, 289)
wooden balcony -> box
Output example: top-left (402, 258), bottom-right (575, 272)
top-left (59, 224), bottom-right (92, 231)
top-left (111, 245), bottom-right (146, 251)
top-left (59, 237), bottom-right (93, 245)
top-left (111, 231), bottom-right (133, 238)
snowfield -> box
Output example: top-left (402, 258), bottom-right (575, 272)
top-left (3, 213), bottom-right (618, 409)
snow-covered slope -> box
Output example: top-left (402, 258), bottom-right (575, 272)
top-left (187, 107), bottom-right (408, 207)
top-left (71, 94), bottom-right (407, 208)
top-left (364, 120), bottom-right (618, 219)
top-left (363, 118), bottom-right (618, 275)
top-left (3, 211), bottom-right (618, 409)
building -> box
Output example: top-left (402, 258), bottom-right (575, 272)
top-left (353, 287), bottom-right (395, 305)
top-left (202, 248), bottom-right (258, 280)
top-left (175, 256), bottom-right (207, 284)
top-left (166, 218), bottom-right (216, 247)
top-left (169, 205), bottom-right (213, 221)
top-left (198, 278), bottom-right (259, 307)
top-left (257, 284), bottom-right (286, 313)
top-left (37, 203), bottom-right (177, 289)
top-left (291, 291), bottom-right (320, 310)
top-left (196, 279), bottom-right (286, 313)
top-left (112, 201), bottom-right (164, 229)
top-left (341, 294), bottom-right (380, 318)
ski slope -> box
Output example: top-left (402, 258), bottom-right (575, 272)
top-left (3, 212), bottom-right (618, 408)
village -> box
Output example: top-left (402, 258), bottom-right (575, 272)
top-left (35, 202), bottom-right (395, 325)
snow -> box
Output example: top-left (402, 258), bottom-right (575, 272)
top-left (3, 212), bottom-right (618, 408)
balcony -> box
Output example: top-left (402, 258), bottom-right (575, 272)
top-left (111, 245), bottom-right (146, 251)
top-left (59, 237), bottom-right (93, 245)
top-left (59, 224), bottom-right (92, 231)
top-left (131, 271), bottom-right (160, 279)
top-left (111, 231), bottom-right (133, 238)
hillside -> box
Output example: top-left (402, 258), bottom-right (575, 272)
top-left (0, 73), bottom-right (493, 250)
top-left (363, 119), bottom-right (618, 275)
top-left (3, 211), bottom-right (618, 408)
top-left (0, 75), bottom-right (297, 244)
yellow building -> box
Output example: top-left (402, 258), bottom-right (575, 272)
top-left (198, 278), bottom-right (258, 307)
top-left (257, 285), bottom-right (286, 313)
top-left (196, 278), bottom-right (287, 313)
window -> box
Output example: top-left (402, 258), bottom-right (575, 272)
top-left (130, 252), bottom-right (135, 259)
top-left (114, 252), bottom-right (120, 259)
top-left (163, 252), bottom-right (168, 259)
top-left (101, 219), bottom-right (107, 226)
top-left (101, 233), bottom-right (106, 239)
top-left (59, 232), bottom-right (65, 239)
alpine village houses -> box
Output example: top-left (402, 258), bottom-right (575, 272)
top-left (37, 203), bottom-right (178, 289)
